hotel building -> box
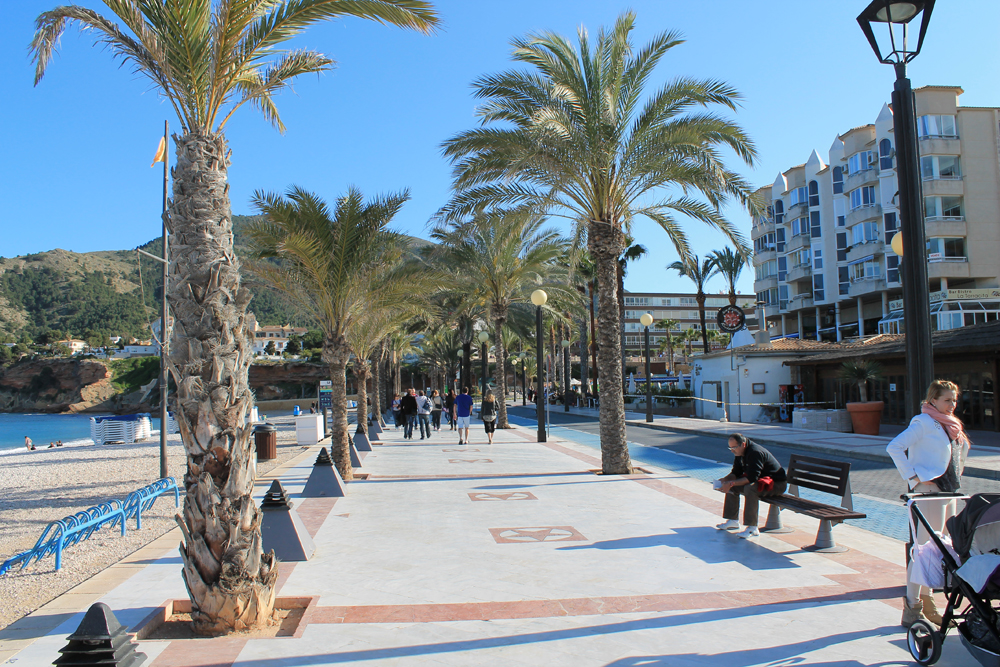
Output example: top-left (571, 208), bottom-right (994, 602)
top-left (622, 291), bottom-right (757, 358)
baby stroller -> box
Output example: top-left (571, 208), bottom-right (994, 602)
top-left (904, 492), bottom-right (1000, 665)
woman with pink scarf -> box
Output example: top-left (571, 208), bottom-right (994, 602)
top-left (887, 380), bottom-right (970, 629)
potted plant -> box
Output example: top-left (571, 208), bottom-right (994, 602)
top-left (840, 360), bottom-right (885, 436)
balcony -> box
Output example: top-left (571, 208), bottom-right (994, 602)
top-left (788, 293), bottom-right (813, 310)
top-left (925, 218), bottom-right (967, 237)
top-left (846, 239), bottom-right (884, 264)
top-left (750, 222), bottom-right (772, 241)
top-left (849, 277), bottom-right (886, 298)
top-left (753, 248), bottom-right (776, 265)
top-left (922, 177), bottom-right (964, 197)
top-left (786, 263), bottom-right (812, 283)
top-left (846, 203), bottom-right (881, 227)
top-left (786, 232), bottom-right (811, 253)
top-left (918, 136), bottom-right (961, 155)
top-left (928, 257), bottom-right (970, 279)
top-left (787, 200), bottom-right (809, 218)
top-left (754, 275), bottom-right (778, 292)
top-left (844, 167), bottom-right (879, 191)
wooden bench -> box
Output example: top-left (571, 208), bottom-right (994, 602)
top-left (759, 454), bottom-right (866, 553)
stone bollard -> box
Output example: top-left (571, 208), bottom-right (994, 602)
top-left (259, 481), bottom-right (315, 562)
top-left (370, 419), bottom-right (383, 436)
top-left (353, 427), bottom-right (373, 452)
top-left (349, 441), bottom-right (362, 468)
top-left (54, 602), bottom-right (146, 667)
top-left (302, 447), bottom-right (346, 498)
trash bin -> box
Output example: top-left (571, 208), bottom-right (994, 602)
top-left (293, 405), bottom-right (301, 416)
top-left (255, 424), bottom-right (277, 461)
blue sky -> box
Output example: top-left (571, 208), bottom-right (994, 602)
top-left (2, 1), bottom-right (998, 297)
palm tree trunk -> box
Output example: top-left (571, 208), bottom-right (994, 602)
top-left (697, 292), bottom-right (709, 353)
top-left (579, 314), bottom-right (590, 396)
top-left (355, 359), bottom-right (370, 436)
top-left (167, 131), bottom-right (276, 635)
top-left (589, 281), bottom-right (598, 396)
top-left (589, 229), bottom-right (632, 474)
top-left (492, 317), bottom-right (509, 428)
top-left (462, 339), bottom-right (472, 391)
top-left (323, 342), bottom-right (353, 481)
top-left (617, 265), bottom-right (627, 388)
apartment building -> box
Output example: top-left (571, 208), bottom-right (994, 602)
top-left (622, 291), bottom-right (757, 358)
top-left (753, 86), bottom-right (1000, 341)
top-left (247, 314), bottom-right (309, 355)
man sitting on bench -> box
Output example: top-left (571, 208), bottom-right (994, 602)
top-left (715, 433), bottom-right (788, 539)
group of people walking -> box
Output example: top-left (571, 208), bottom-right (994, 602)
top-left (388, 386), bottom-right (498, 445)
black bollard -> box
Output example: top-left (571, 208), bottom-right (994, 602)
top-left (54, 602), bottom-right (146, 666)
top-left (302, 447), bottom-right (346, 498)
top-left (259, 481), bottom-right (315, 561)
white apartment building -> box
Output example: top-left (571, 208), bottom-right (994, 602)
top-left (753, 86), bottom-right (1000, 341)
top-left (248, 314), bottom-right (309, 356)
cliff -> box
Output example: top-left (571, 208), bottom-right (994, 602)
top-left (0, 358), bottom-right (119, 413)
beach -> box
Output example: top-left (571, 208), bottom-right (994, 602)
top-left (0, 415), bottom-right (307, 630)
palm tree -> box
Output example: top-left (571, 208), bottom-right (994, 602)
top-left (431, 213), bottom-right (569, 428)
top-left (708, 247), bottom-right (749, 305)
top-left (668, 255), bottom-right (719, 354)
top-left (618, 239), bottom-right (647, 385)
top-left (30, 0), bottom-right (438, 635)
top-left (246, 186), bottom-right (410, 481)
top-left (440, 13), bottom-right (758, 474)
top-left (681, 328), bottom-right (700, 365)
top-left (656, 318), bottom-right (680, 374)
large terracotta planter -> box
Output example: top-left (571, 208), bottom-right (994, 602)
top-left (846, 401), bottom-right (884, 436)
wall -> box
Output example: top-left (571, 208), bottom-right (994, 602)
top-left (693, 353), bottom-right (795, 423)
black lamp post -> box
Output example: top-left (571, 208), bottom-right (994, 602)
top-left (640, 313), bottom-right (654, 422)
top-left (520, 352), bottom-right (527, 406)
top-left (858, 0), bottom-right (935, 417)
top-left (561, 339), bottom-right (571, 411)
top-left (531, 290), bottom-right (547, 442)
top-left (477, 330), bottom-right (489, 398)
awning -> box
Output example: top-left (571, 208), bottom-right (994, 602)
top-left (847, 254), bottom-right (875, 266)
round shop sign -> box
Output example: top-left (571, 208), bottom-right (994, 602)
top-left (716, 305), bottom-right (746, 333)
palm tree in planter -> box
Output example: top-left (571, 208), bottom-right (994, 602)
top-left (708, 247), bottom-right (749, 305)
top-left (840, 360), bottom-right (885, 435)
top-left (30, 0), bottom-right (438, 635)
top-left (440, 12), bottom-right (759, 474)
top-left (668, 255), bottom-right (719, 354)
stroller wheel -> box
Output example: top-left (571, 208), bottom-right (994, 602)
top-left (907, 620), bottom-right (942, 665)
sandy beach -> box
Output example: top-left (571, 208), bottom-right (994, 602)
top-left (0, 415), bottom-right (308, 630)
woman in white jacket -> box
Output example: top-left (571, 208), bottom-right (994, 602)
top-left (886, 379), bottom-right (970, 628)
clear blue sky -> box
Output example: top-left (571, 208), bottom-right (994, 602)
top-left (2, 1), bottom-right (998, 297)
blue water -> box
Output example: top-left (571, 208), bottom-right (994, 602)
top-left (0, 413), bottom-right (161, 451)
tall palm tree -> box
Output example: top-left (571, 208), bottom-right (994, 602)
top-left (246, 186), bottom-right (410, 480)
top-left (440, 13), bottom-right (758, 474)
top-left (431, 213), bottom-right (569, 428)
top-left (668, 255), bottom-right (719, 354)
top-left (656, 318), bottom-right (680, 374)
top-left (708, 247), bottom-right (749, 305)
top-left (618, 239), bottom-right (647, 385)
top-left (30, 0), bottom-right (438, 635)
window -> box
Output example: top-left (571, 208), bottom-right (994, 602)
top-left (918, 115), bottom-right (957, 138)
top-left (849, 186), bottom-right (876, 210)
top-left (680, 297), bottom-right (697, 305)
top-left (832, 166), bottom-right (844, 194)
top-left (813, 249), bottom-right (823, 270)
top-left (884, 212), bottom-right (897, 233)
top-left (836, 232), bottom-right (848, 262)
top-left (789, 186), bottom-right (808, 208)
top-left (920, 155), bottom-right (962, 180)
top-left (808, 180), bottom-right (820, 207)
top-left (839, 266), bottom-right (849, 295)
top-left (775, 227), bottom-right (786, 252)
top-left (754, 233), bottom-right (776, 254)
top-left (755, 260), bottom-right (777, 280)
top-left (777, 255), bottom-right (787, 282)
top-left (851, 221), bottom-right (879, 246)
top-left (848, 150), bottom-right (874, 175)
top-left (924, 196), bottom-right (964, 219)
top-left (793, 249), bottom-right (811, 268)
top-left (779, 285), bottom-right (789, 310)
top-left (813, 274), bottom-right (825, 302)
top-left (625, 297), bottom-right (650, 306)
top-left (791, 216), bottom-right (809, 237)
top-left (850, 260), bottom-right (881, 282)
top-left (887, 255), bottom-right (899, 283)
top-left (810, 210), bottom-right (822, 238)
top-left (927, 237), bottom-right (966, 260)
top-left (774, 200), bottom-right (784, 225)
top-left (879, 139), bottom-right (893, 170)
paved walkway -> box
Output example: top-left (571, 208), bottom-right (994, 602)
top-left (540, 403), bottom-right (1000, 479)
top-left (0, 422), bottom-right (981, 665)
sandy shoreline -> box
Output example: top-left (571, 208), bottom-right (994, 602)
top-left (0, 415), bottom-right (308, 630)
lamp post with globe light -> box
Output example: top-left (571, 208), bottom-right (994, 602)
top-left (858, 0), bottom-right (935, 417)
top-left (640, 313), bottom-right (654, 423)
top-left (519, 352), bottom-right (527, 406)
top-left (477, 330), bottom-right (489, 398)
top-left (561, 339), bottom-right (571, 411)
top-left (531, 290), bottom-right (547, 442)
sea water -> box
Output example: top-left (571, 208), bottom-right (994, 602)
top-left (0, 413), bottom-right (161, 452)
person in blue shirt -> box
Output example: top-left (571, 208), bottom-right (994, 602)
top-left (453, 386), bottom-right (474, 445)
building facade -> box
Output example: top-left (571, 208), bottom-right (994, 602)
top-left (249, 317), bottom-right (309, 356)
top-left (753, 86), bottom-right (1000, 341)
top-left (621, 291), bottom-right (757, 358)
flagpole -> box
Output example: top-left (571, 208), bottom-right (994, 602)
top-left (159, 120), bottom-right (169, 480)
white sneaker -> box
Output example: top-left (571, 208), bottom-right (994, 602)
top-left (715, 520), bottom-right (740, 531)
top-left (737, 527), bottom-right (760, 539)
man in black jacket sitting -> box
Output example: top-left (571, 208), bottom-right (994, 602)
top-left (715, 433), bottom-right (787, 539)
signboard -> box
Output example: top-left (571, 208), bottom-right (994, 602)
top-left (318, 383), bottom-right (333, 410)
top-left (716, 305), bottom-right (746, 334)
top-left (889, 289), bottom-right (998, 311)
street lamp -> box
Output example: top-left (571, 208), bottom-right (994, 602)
top-left (519, 352), bottom-right (527, 406)
top-left (560, 339), bottom-right (571, 412)
top-left (640, 313), bottom-right (654, 423)
top-left (531, 289), bottom-right (547, 442)
top-left (477, 330), bottom-right (489, 398)
top-left (858, 0), bottom-right (935, 417)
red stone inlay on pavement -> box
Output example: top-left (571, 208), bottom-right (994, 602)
top-left (489, 526), bottom-right (588, 543)
top-left (469, 491), bottom-right (538, 501)
top-left (447, 458), bottom-right (493, 463)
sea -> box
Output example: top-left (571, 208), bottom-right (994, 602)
top-left (0, 413), bottom-right (162, 452)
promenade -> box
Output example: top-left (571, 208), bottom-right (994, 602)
top-left (0, 421), bottom-right (980, 665)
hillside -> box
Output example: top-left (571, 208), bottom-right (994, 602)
top-left (0, 215), bottom-right (431, 342)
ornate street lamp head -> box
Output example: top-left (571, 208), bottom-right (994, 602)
top-left (477, 330), bottom-right (489, 343)
top-left (530, 289), bottom-right (548, 307)
top-left (639, 313), bottom-right (654, 327)
top-left (857, 0), bottom-right (935, 65)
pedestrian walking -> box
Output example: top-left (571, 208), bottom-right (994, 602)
top-left (416, 390), bottom-right (432, 440)
top-left (714, 433), bottom-right (787, 540)
top-left (480, 389), bottom-right (498, 445)
top-left (430, 390), bottom-right (443, 431)
top-left (445, 389), bottom-right (456, 430)
top-left (887, 379), bottom-right (969, 628)
top-left (391, 393), bottom-right (402, 430)
top-left (454, 386), bottom-right (474, 445)
top-left (400, 389), bottom-right (418, 439)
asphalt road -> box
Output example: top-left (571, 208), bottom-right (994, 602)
top-left (507, 405), bottom-right (1000, 504)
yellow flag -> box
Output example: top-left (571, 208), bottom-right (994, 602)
top-left (151, 136), bottom-right (167, 167)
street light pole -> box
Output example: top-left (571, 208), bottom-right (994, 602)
top-left (561, 339), bottom-right (571, 412)
top-left (858, 0), bottom-right (936, 417)
top-left (640, 313), bottom-right (653, 422)
top-left (531, 290), bottom-right (547, 442)
top-left (477, 330), bottom-right (489, 398)
top-left (520, 352), bottom-right (527, 406)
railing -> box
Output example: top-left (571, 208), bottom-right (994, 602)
top-left (0, 478), bottom-right (179, 574)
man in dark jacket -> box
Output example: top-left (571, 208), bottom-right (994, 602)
top-left (715, 433), bottom-right (787, 539)
top-left (400, 389), bottom-right (418, 440)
